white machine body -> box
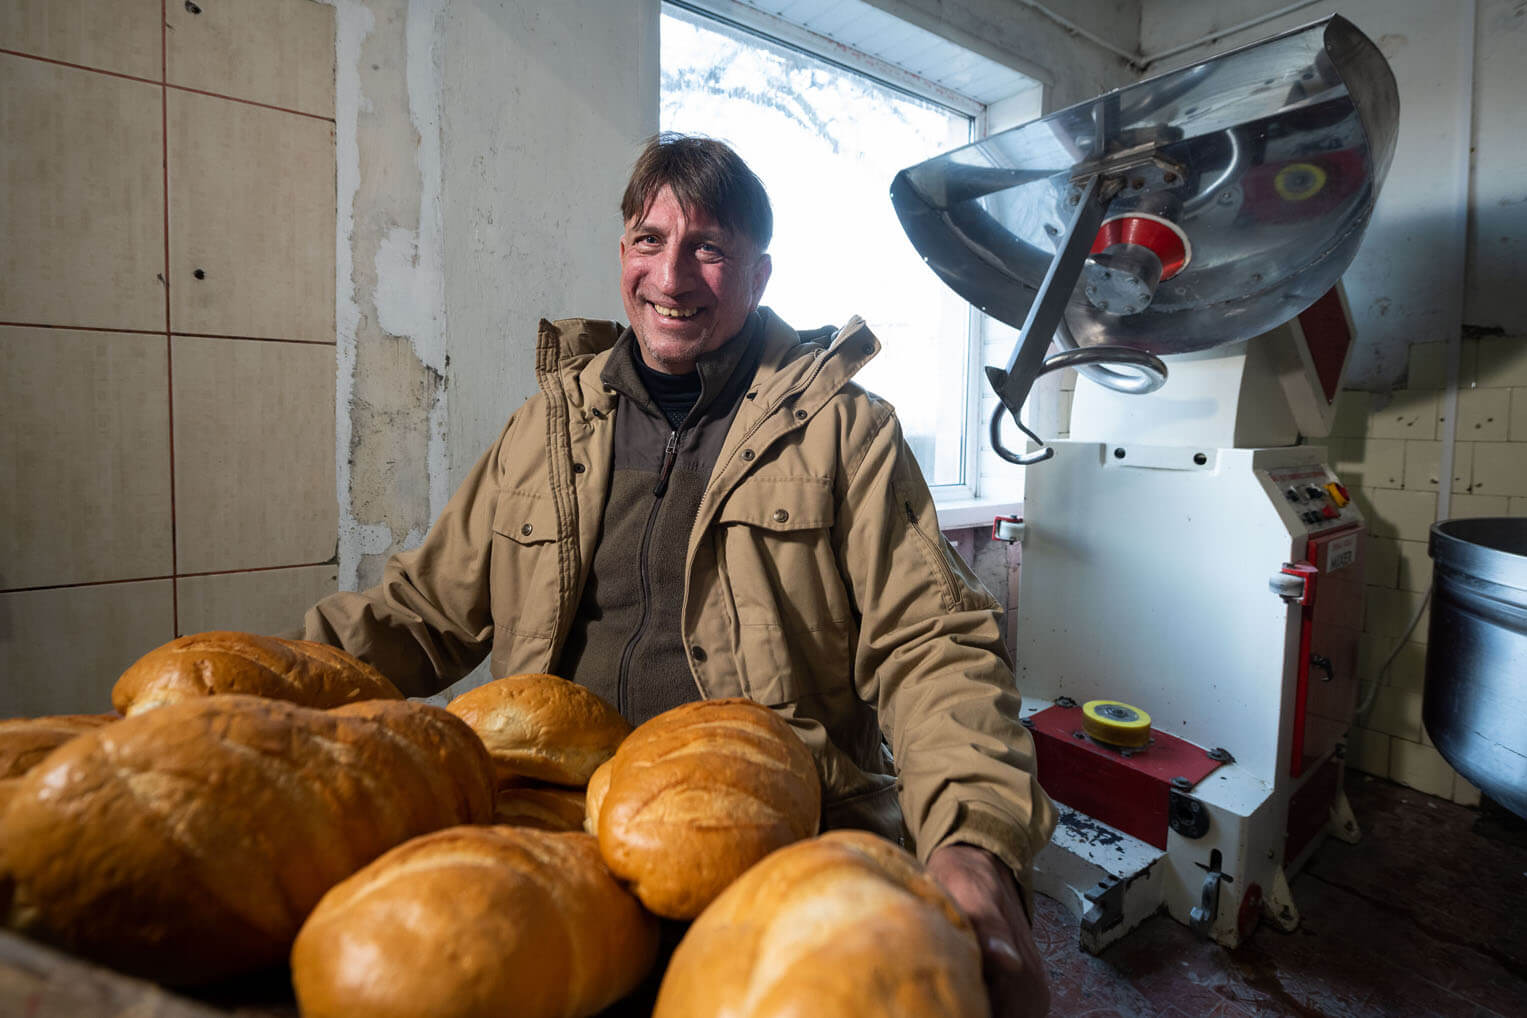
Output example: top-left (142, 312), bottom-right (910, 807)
top-left (1018, 299), bottom-right (1366, 951)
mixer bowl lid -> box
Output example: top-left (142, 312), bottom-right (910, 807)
top-left (891, 15), bottom-right (1398, 356)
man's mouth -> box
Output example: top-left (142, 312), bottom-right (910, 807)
top-left (651, 302), bottom-right (700, 320)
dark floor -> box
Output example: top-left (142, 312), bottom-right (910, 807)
top-left (1037, 774), bottom-right (1527, 1018)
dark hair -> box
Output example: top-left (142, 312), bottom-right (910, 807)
top-left (621, 133), bottom-right (773, 250)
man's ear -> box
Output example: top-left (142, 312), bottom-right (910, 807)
top-left (619, 233), bottom-right (628, 259)
top-left (751, 253), bottom-right (773, 304)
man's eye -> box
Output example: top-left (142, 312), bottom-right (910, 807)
top-left (696, 243), bottom-right (724, 259)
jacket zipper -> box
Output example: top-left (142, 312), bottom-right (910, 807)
top-left (618, 427), bottom-right (679, 716)
top-left (904, 500), bottom-right (961, 610)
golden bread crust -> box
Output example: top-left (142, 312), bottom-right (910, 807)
top-left (446, 674), bottom-right (629, 786)
top-left (111, 631), bottom-right (403, 715)
top-left (291, 826), bottom-right (659, 1018)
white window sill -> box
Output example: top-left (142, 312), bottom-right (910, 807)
top-left (934, 497), bottom-right (1022, 532)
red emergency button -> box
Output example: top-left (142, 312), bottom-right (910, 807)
top-left (1321, 504), bottom-right (1338, 519)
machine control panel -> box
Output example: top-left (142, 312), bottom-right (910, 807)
top-left (1265, 466), bottom-right (1360, 534)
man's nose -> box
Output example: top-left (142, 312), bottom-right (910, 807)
top-left (655, 246), bottom-right (695, 293)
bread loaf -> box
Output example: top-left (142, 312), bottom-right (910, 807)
top-left (291, 826), bottom-right (660, 1018)
top-left (0, 714), bottom-right (116, 779)
top-left (596, 698), bottom-right (820, 918)
top-left (446, 674), bottom-right (629, 786)
top-left (112, 631), bottom-right (402, 715)
top-left (0, 695), bottom-right (494, 985)
top-left (584, 758), bottom-right (612, 835)
top-left (654, 830), bottom-right (988, 1018)
top-left (493, 782), bottom-right (588, 831)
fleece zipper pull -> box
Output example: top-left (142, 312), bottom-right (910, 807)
top-left (653, 429), bottom-right (680, 497)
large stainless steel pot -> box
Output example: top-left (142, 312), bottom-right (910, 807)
top-left (1425, 518), bottom-right (1527, 818)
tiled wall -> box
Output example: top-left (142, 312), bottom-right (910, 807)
top-left (1, 1), bottom-right (338, 716)
top-left (1328, 336), bottom-right (1527, 807)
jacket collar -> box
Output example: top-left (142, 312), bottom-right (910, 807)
top-left (536, 306), bottom-right (881, 422)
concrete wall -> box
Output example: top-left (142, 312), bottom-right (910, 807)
top-left (863, 0), bottom-right (1142, 109)
top-left (335, 0), bottom-right (658, 591)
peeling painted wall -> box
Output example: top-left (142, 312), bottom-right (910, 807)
top-left (440, 1), bottom-right (659, 487)
top-left (862, 0), bottom-right (1142, 109)
top-left (332, 0), bottom-right (657, 592)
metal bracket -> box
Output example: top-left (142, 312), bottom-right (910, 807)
top-left (1188, 848), bottom-right (1229, 935)
top-left (1169, 788), bottom-right (1211, 839)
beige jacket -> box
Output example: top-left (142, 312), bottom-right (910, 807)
top-left (305, 308), bottom-right (1055, 886)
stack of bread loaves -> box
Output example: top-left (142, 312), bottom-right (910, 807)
top-left (0, 694), bottom-right (495, 985)
top-left (4, 635), bottom-right (989, 1018)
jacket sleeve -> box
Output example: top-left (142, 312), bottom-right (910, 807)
top-left (835, 401), bottom-right (1056, 892)
top-left (301, 415), bottom-right (516, 697)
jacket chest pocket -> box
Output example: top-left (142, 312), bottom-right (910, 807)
top-left (713, 477), bottom-right (853, 702)
top-left (490, 490), bottom-right (562, 640)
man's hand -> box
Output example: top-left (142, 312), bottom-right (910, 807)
top-left (926, 843), bottom-right (1051, 1018)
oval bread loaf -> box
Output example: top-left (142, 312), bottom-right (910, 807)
top-left (654, 830), bottom-right (989, 1018)
top-left (596, 698), bottom-right (820, 919)
top-left (0, 714), bottom-right (116, 779)
top-left (446, 674), bottom-right (630, 786)
top-left (0, 695), bottom-right (494, 985)
top-left (292, 826), bottom-right (660, 1018)
top-left (493, 783), bottom-right (588, 832)
top-left (112, 631), bottom-right (402, 715)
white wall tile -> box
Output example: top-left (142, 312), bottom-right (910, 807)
top-left (172, 337), bottom-right (337, 573)
top-left (1357, 488), bottom-right (1437, 541)
top-left (1476, 336), bottom-right (1527, 387)
top-left (178, 565), bottom-right (338, 638)
top-left (1389, 739), bottom-right (1457, 800)
top-left (1454, 386), bottom-right (1511, 441)
top-left (0, 0), bottom-right (161, 80)
top-left (1394, 540), bottom-right (1433, 593)
top-left (1330, 436), bottom-right (1404, 489)
top-left (0, 56), bottom-right (164, 330)
top-left (1447, 492), bottom-right (1510, 518)
top-left (0, 580), bottom-right (173, 716)
top-left (167, 90), bottom-right (335, 340)
top-left (1364, 536), bottom-right (1400, 588)
top-left (1368, 390), bottom-right (1440, 441)
top-left (1345, 726), bottom-right (1390, 778)
top-left (166, 0), bottom-right (335, 117)
top-left (1470, 442), bottom-right (1527, 498)
top-left (2, 327), bottom-right (173, 588)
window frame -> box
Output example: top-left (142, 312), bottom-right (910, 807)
top-left (661, 0), bottom-right (1033, 519)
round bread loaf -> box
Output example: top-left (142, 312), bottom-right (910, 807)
top-left (0, 714), bottom-right (116, 779)
top-left (493, 783), bottom-right (588, 831)
top-left (584, 757), bottom-right (613, 835)
top-left (0, 695), bottom-right (494, 985)
top-left (292, 826), bottom-right (660, 1018)
top-left (446, 674), bottom-right (630, 786)
top-left (596, 697), bottom-right (821, 919)
top-left (654, 830), bottom-right (988, 1018)
top-left (112, 631), bottom-right (402, 715)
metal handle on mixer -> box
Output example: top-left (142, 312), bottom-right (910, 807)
top-left (1052, 319), bottom-right (1170, 395)
top-left (988, 346), bottom-right (1168, 465)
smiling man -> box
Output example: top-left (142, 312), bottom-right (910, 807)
top-left (304, 134), bottom-right (1055, 1018)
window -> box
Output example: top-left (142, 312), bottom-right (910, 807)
top-left (660, 2), bottom-right (1032, 504)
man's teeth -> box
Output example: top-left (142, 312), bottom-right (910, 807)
top-left (652, 303), bottom-right (699, 319)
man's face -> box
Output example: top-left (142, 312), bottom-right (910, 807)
top-left (620, 185), bottom-right (772, 375)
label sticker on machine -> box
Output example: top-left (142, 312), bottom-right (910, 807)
top-left (1326, 533), bottom-right (1358, 572)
